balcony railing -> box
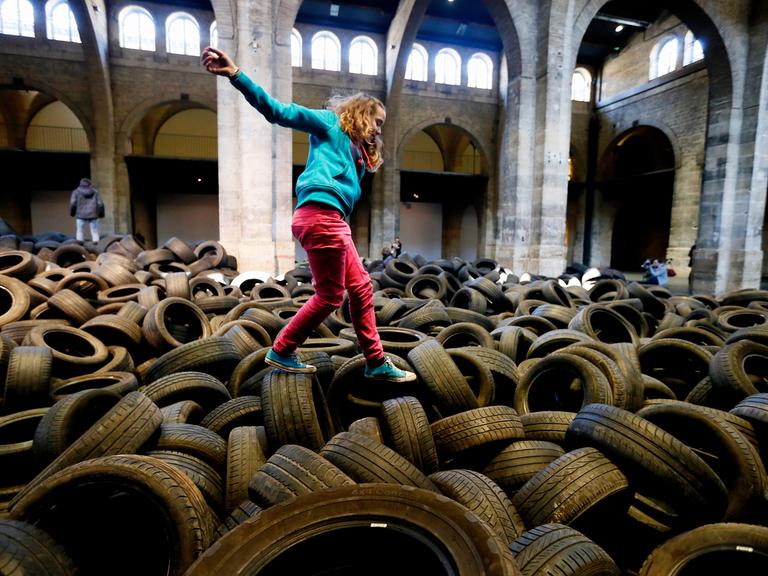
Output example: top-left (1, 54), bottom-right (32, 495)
top-left (25, 125), bottom-right (90, 152)
top-left (0, 124), bottom-right (218, 160)
top-left (153, 133), bottom-right (217, 160)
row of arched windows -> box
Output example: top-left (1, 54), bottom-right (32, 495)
top-left (1, 0), bottom-right (78, 41)
top-left (0, 0), bottom-right (215, 55)
top-left (291, 28), bottom-right (494, 89)
top-left (1, 1), bottom-right (494, 88)
top-left (650, 30), bottom-right (704, 80)
top-left (571, 29), bottom-right (705, 102)
top-left (1, 1), bottom-right (706, 97)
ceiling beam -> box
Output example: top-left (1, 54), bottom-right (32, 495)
top-left (593, 13), bottom-right (651, 29)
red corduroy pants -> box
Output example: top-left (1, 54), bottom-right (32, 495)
top-left (272, 204), bottom-right (385, 364)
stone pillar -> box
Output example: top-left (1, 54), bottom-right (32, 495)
top-left (692, 96), bottom-right (743, 294)
top-left (491, 74), bottom-right (536, 274)
top-left (113, 154), bottom-right (132, 237)
top-left (216, 0), bottom-right (294, 274)
top-left (71, 0), bottom-right (119, 237)
top-left (369, 162), bottom-right (398, 260)
top-left (666, 152), bottom-right (702, 277)
top-left (369, 0), bottom-right (430, 259)
top-left (741, 15), bottom-right (768, 289)
top-left (526, 1), bottom-right (574, 278)
top-left (588, 188), bottom-right (616, 268)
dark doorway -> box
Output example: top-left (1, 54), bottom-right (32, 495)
top-left (602, 127), bottom-right (675, 270)
top-left (125, 156), bottom-right (217, 248)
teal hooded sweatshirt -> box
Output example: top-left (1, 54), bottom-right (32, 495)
top-left (231, 71), bottom-right (366, 218)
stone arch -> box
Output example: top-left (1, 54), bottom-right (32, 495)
top-left (597, 125), bottom-right (676, 270)
top-left (26, 100), bottom-right (90, 152)
top-left (153, 107), bottom-right (218, 158)
top-left (123, 99), bottom-right (219, 249)
top-left (117, 96), bottom-right (216, 156)
top-left (397, 117), bottom-right (493, 177)
top-left (276, 0), bottom-right (302, 47)
top-left (573, 1), bottom-right (741, 289)
top-left (397, 117), bottom-right (492, 260)
top-left (209, 0), bottom-right (236, 43)
top-left (597, 121), bottom-right (683, 178)
top-left (0, 79), bottom-right (94, 150)
top-left (482, 0), bottom-right (526, 80)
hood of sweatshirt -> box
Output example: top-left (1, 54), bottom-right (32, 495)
top-left (78, 178), bottom-right (95, 197)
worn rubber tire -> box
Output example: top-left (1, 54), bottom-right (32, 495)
top-left (185, 484), bottom-right (521, 575)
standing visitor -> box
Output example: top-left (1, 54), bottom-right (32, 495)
top-left (69, 178), bottom-right (104, 242)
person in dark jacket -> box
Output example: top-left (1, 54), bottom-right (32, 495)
top-left (69, 178), bottom-right (104, 242)
top-left (201, 46), bottom-right (415, 383)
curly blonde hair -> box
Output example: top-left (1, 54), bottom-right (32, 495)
top-left (328, 93), bottom-right (385, 171)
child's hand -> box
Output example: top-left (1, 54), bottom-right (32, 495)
top-left (201, 46), bottom-right (238, 78)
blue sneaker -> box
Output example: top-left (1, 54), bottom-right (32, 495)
top-left (364, 357), bottom-right (417, 382)
top-left (265, 348), bottom-right (316, 374)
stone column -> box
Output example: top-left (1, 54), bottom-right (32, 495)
top-left (71, 0), bottom-right (119, 237)
top-left (666, 151), bottom-right (702, 277)
top-left (491, 74), bottom-right (536, 275)
top-left (526, 0), bottom-right (574, 278)
top-left (369, 0), bottom-right (430, 259)
top-left (216, 0), bottom-right (294, 274)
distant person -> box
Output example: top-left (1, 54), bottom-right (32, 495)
top-left (641, 258), bottom-right (668, 286)
top-left (69, 178), bottom-right (104, 242)
top-left (390, 236), bottom-right (402, 258)
top-left (381, 245), bottom-right (394, 263)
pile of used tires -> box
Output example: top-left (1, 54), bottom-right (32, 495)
top-left (1, 232), bottom-right (767, 575)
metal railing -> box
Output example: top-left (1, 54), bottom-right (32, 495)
top-left (153, 133), bottom-right (217, 159)
top-left (400, 150), bottom-right (483, 174)
top-left (25, 125), bottom-right (89, 152)
top-left (0, 124), bottom-right (218, 159)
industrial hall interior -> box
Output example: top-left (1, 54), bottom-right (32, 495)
top-left (1, 0), bottom-right (768, 294)
top-left (5, 2), bottom-right (768, 575)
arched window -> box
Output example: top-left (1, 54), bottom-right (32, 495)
top-left (349, 35), bottom-right (377, 75)
top-left (210, 21), bottom-right (217, 49)
top-left (651, 37), bottom-right (678, 79)
top-left (0, 0), bottom-right (34, 37)
top-left (45, 0), bottom-right (80, 43)
top-left (467, 52), bottom-right (493, 89)
top-left (405, 43), bottom-right (428, 81)
top-left (167, 12), bottom-right (200, 56)
top-left (435, 48), bottom-right (461, 86)
top-left (683, 30), bottom-right (704, 65)
top-left (291, 28), bottom-right (302, 67)
top-left (571, 67), bottom-right (592, 102)
top-left (119, 6), bottom-right (155, 51)
top-left (311, 31), bottom-right (340, 71)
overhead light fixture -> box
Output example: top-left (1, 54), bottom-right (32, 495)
top-left (448, 0), bottom-right (454, 3)
top-left (330, 3), bottom-right (339, 16)
top-left (615, 24), bottom-right (624, 32)
top-left (456, 23), bottom-right (467, 36)
top-left (413, 193), bottom-right (420, 199)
